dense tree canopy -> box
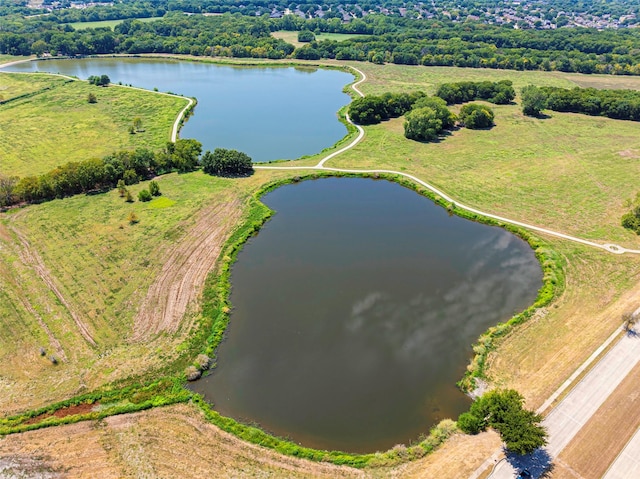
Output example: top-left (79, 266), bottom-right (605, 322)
top-left (520, 85), bottom-right (640, 120)
top-left (403, 107), bottom-right (444, 142)
top-left (201, 148), bottom-right (253, 177)
top-left (458, 103), bottom-right (495, 129)
top-left (3, 11), bottom-right (640, 75)
top-left (435, 80), bottom-right (515, 105)
top-left (4, 139), bottom-right (204, 206)
top-left (521, 85), bottom-right (547, 117)
top-left (348, 91), bottom-right (425, 125)
top-left (458, 389), bottom-right (547, 455)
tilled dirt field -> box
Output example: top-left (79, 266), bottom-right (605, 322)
top-left (131, 198), bottom-right (244, 341)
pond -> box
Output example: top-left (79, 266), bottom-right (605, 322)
top-left (190, 177), bottom-right (543, 453)
top-left (3, 58), bottom-right (351, 162)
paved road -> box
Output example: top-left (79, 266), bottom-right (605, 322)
top-left (602, 427), bottom-right (640, 479)
top-left (484, 331), bottom-right (640, 479)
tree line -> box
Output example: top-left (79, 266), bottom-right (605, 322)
top-left (349, 81), bottom-right (509, 126)
top-left (435, 80), bottom-right (515, 105)
top-left (521, 85), bottom-right (640, 121)
top-left (2, 12), bottom-right (640, 75)
top-left (0, 139), bottom-right (253, 208)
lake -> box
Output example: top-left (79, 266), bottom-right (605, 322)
top-left (190, 177), bottom-right (543, 453)
top-left (3, 58), bottom-right (352, 162)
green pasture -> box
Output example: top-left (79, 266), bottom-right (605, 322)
top-left (0, 73), bottom-right (188, 177)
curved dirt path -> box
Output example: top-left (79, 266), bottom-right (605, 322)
top-left (130, 199), bottom-right (243, 342)
top-left (255, 66), bottom-right (639, 256)
top-left (9, 225), bottom-right (96, 347)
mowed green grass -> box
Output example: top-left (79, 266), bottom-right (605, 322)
top-left (272, 30), bottom-right (367, 48)
top-left (67, 16), bottom-right (164, 30)
top-left (0, 74), bottom-right (188, 177)
top-left (0, 72), bottom-right (67, 101)
top-left (0, 169), bottom-right (290, 413)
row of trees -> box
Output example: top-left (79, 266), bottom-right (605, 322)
top-left (348, 91), bottom-right (426, 125)
top-left (435, 80), bottom-right (515, 105)
top-left (3, 12), bottom-right (640, 75)
top-left (521, 85), bottom-right (640, 120)
top-left (0, 140), bottom-right (254, 208)
top-left (404, 98), bottom-right (494, 141)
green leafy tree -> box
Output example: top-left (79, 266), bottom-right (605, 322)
top-left (116, 179), bottom-right (127, 197)
top-left (88, 75), bottom-right (110, 87)
top-left (138, 189), bottom-right (152, 202)
top-left (125, 190), bottom-right (134, 203)
top-left (298, 30), bottom-right (315, 42)
top-left (87, 92), bottom-right (97, 104)
top-left (202, 148), bottom-right (254, 177)
top-left (459, 103), bottom-right (495, 129)
top-left (521, 85), bottom-right (547, 117)
top-left (123, 169), bottom-right (139, 185)
top-left (458, 389), bottom-right (547, 455)
top-left (133, 117), bottom-right (142, 132)
top-left (148, 180), bottom-right (161, 196)
top-left (404, 107), bottom-right (443, 142)
top-left (172, 139), bottom-right (202, 173)
top-left (413, 96), bottom-right (457, 129)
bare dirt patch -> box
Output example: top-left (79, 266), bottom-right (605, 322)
top-left (131, 198), bottom-right (244, 341)
top-left (618, 149), bottom-right (640, 159)
top-left (23, 402), bottom-right (97, 425)
top-left (554, 357), bottom-right (640, 479)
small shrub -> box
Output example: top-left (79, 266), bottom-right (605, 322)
top-left (125, 190), bottom-right (134, 203)
top-left (138, 189), bottom-right (152, 202)
top-left (87, 93), bottom-right (97, 103)
top-left (195, 354), bottom-right (211, 370)
top-left (148, 180), bottom-right (161, 196)
top-left (49, 356), bottom-right (58, 365)
top-left (39, 347), bottom-right (46, 356)
top-left (185, 365), bottom-right (201, 381)
top-left (117, 179), bottom-right (127, 197)
top-left (127, 211), bottom-right (139, 224)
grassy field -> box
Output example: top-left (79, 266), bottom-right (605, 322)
top-left (3, 58), bottom-right (640, 476)
top-left (0, 73), bottom-right (188, 177)
top-left (0, 72), bottom-right (67, 102)
top-left (341, 61), bottom-right (640, 96)
top-left (272, 30), bottom-right (368, 48)
top-left (0, 169), bottom-right (290, 415)
top-left (0, 55), bottom-right (30, 66)
top-left (67, 17), bottom-right (164, 30)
